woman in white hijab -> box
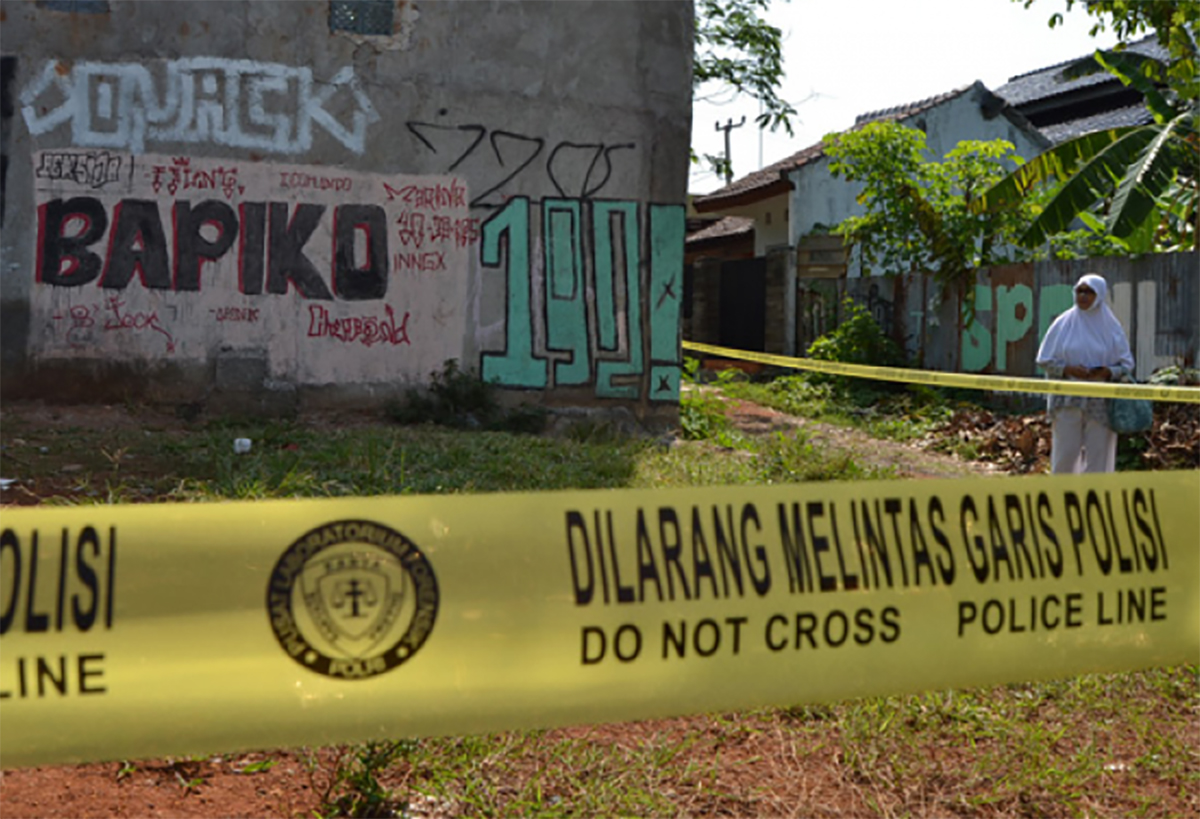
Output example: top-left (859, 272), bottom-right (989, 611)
top-left (1036, 273), bottom-right (1134, 473)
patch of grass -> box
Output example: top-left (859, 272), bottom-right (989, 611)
top-left (725, 372), bottom-right (960, 447)
top-left (299, 664), bottom-right (1195, 817)
top-left (679, 359), bottom-right (744, 448)
top-left (805, 665), bottom-right (1200, 816)
top-left (4, 400), bottom-right (1195, 817)
top-left (309, 741), bottom-right (414, 819)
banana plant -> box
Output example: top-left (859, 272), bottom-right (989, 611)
top-left (974, 35), bottom-right (1199, 252)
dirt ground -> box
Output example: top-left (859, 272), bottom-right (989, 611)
top-left (0, 397), bottom-right (1195, 818)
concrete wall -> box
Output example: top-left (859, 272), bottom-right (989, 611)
top-left (0, 0), bottom-right (692, 420)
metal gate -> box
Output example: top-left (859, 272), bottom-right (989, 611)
top-left (718, 258), bottom-right (766, 352)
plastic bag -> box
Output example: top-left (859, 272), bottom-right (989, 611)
top-left (1107, 377), bottom-right (1154, 434)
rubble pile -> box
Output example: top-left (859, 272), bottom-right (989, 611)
top-left (926, 402), bottom-right (1199, 474)
top-left (1143, 402), bottom-right (1200, 470)
top-left (929, 409), bottom-right (1051, 474)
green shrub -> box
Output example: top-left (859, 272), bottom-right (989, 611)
top-left (387, 360), bottom-right (547, 434)
top-left (679, 358), bottom-right (742, 447)
top-left (806, 298), bottom-right (908, 404)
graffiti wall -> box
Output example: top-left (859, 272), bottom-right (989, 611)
top-left (31, 149), bottom-right (471, 384)
top-left (479, 197), bottom-right (684, 402)
top-left (0, 1), bottom-right (695, 413)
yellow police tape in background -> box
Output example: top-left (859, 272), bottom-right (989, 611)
top-left (682, 341), bottom-right (1200, 402)
top-left (2, 471), bottom-right (1197, 767)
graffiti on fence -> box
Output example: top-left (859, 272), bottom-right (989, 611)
top-left (21, 57), bottom-right (378, 155)
top-left (962, 280), bottom-right (1180, 380)
top-left (479, 196), bottom-right (683, 401)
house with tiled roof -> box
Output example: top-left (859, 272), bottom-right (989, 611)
top-left (688, 34), bottom-right (1168, 265)
top-left (686, 81), bottom-right (1049, 356)
top-left (684, 35), bottom-right (1176, 358)
top-left (691, 81), bottom-right (1049, 267)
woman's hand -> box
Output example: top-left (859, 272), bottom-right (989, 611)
top-left (1064, 365), bottom-right (1112, 381)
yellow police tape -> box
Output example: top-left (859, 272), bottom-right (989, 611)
top-left (682, 341), bottom-right (1200, 403)
top-left (2, 471), bottom-right (1196, 768)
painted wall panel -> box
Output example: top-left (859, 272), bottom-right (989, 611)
top-left (30, 150), bottom-right (470, 385)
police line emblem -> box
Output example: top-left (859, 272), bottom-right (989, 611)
top-left (267, 520), bottom-right (438, 679)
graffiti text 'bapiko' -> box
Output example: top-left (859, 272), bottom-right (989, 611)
top-left (37, 196), bottom-right (393, 301)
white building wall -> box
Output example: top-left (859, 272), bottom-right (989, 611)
top-left (787, 84), bottom-right (1049, 277)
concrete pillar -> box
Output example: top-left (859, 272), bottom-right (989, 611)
top-left (688, 257), bottom-right (722, 344)
top-left (765, 246), bottom-right (795, 355)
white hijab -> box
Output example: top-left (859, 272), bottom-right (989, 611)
top-left (1037, 274), bottom-right (1134, 370)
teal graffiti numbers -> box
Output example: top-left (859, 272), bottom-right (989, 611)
top-left (544, 200), bottom-right (590, 385)
top-left (480, 198), bottom-right (684, 401)
top-left (648, 204), bottom-right (683, 401)
top-left (480, 198), bottom-right (547, 388)
top-left (594, 201), bottom-right (643, 399)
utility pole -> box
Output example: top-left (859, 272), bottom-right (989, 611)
top-left (715, 116), bottom-right (746, 185)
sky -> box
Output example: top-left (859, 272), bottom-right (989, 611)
top-left (689, 0), bottom-right (1124, 193)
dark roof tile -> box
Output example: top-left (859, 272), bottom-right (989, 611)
top-left (685, 215), bottom-right (755, 244)
top-left (995, 33), bottom-right (1166, 106)
top-left (1039, 102), bottom-right (1157, 144)
top-left (854, 85), bottom-right (975, 126)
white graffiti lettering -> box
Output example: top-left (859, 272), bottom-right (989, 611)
top-left (21, 58), bottom-right (379, 155)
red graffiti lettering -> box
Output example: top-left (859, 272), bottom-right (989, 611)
top-left (306, 304), bottom-right (410, 347)
top-left (102, 295), bottom-right (176, 352)
top-left (150, 157), bottom-right (244, 199)
top-left (382, 180), bottom-right (467, 211)
top-left (429, 215), bottom-right (480, 247)
top-left (396, 211), bottom-right (426, 248)
top-left (394, 251), bottom-right (446, 272)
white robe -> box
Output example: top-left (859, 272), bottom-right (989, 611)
top-left (1036, 273), bottom-right (1134, 423)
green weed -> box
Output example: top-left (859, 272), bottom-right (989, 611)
top-left (386, 359), bottom-right (547, 434)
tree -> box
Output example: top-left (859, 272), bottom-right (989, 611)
top-left (973, 2), bottom-right (1199, 252)
top-left (1032, 0), bottom-right (1199, 101)
top-left (823, 121), bottom-right (1039, 290)
top-left (693, 0), bottom-right (795, 178)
